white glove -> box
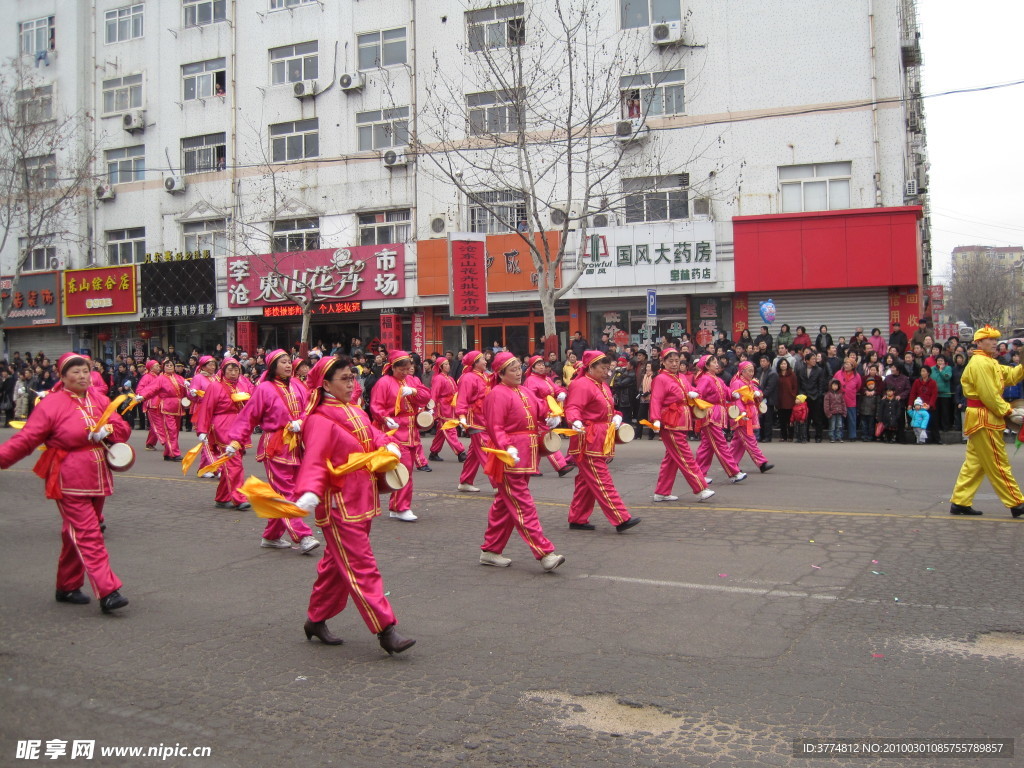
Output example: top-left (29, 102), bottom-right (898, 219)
top-left (385, 417), bottom-right (399, 430)
top-left (426, 409), bottom-right (435, 418)
top-left (458, 415), bottom-right (468, 428)
top-left (224, 444), bottom-right (238, 457)
top-left (653, 420), bottom-right (661, 430)
top-left (37, 390), bottom-right (47, 399)
top-left (189, 389), bottom-right (199, 398)
top-left (287, 420), bottom-right (302, 433)
top-left (571, 420), bottom-right (585, 433)
top-left (732, 391), bottom-right (741, 400)
top-left (1010, 408), bottom-right (1024, 425)
top-left (197, 433), bottom-right (208, 443)
top-left (401, 386), bottom-right (416, 397)
top-left (133, 395), bottom-right (144, 404)
top-left (545, 416), bottom-right (561, 428)
top-left (688, 391), bottom-right (700, 399)
top-left (556, 392), bottom-right (566, 402)
top-left (506, 446), bottom-right (520, 465)
top-left (89, 426), bottom-right (112, 442)
top-left (295, 492), bottom-right (319, 514)
top-left (612, 414), bottom-right (623, 427)
top-left (385, 442), bottom-right (402, 458)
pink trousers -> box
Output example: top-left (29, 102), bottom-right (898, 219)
top-left (459, 432), bottom-right (486, 485)
top-left (481, 472), bottom-right (555, 559)
top-left (214, 449), bottom-right (246, 505)
top-left (655, 430), bottom-right (708, 495)
top-left (387, 444), bottom-right (415, 512)
top-left (307, 513), bottom-right (396, 635)
top-left (262, 460), bottom-right (313, 541)
top-left (55, 495), bottom-right (122, 598)
top-left (545, 450), bottom-right (569, 472)
top-left (731, 427), bottom-right (768, 468)
top-left (430, 425), bottom-right (466, 457)
top-left (158, 413), bottom-right (181, 458)
top-left (696, 424), bottom-right (741, 477)
top-left (567, 453), bottom-right (631, 527)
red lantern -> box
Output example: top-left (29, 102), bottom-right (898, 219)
top-left (96, 332), bottom-right (112, 342)
top-left (139, 330), bottom-right (152, 340)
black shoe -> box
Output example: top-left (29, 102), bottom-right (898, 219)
top-left (557, 465), bottom-right (576, 477)
top-left (378, 623), bottom-right (416, 655)
top-left (428, 452), bottom-right (444, 461)
top-left (949, 503), bottom-right (982, 516)
top-left (615, 517), bottom-right (641, 533)
top-left (457, 451), bottom-right (467, 462)
top-left (759, 462), bottom-right (774, 473)
top-left (1010, 505), bottom-right (1024, 519)
top-left (569, 522), bottom-right (595, 530)
top-left (235, 502), bottom-right (252, 511)
top-left (215, 501), bottom-right (233, 509)
top-left (55, 589), bottom-right (90, 605)
top-left (416, 465), bottom-right (432, 472)
top-left (99, 590), bottom-right (129, 614)
top-left (164, 455), bottom-right (182, 462)
top-left (304, 619), bottom-right (343, 645)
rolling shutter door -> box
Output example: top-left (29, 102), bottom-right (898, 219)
top-left (746, 288), bottom-right (890, 344)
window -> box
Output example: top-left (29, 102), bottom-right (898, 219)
top-left (467, 4), bottom-right (525, 52)
top-left (182, 133), bottom-right (227, 174)
top-left (107, 227), bottom-right (146, 265)
top-left (22, 155), bottom-right (57, 190)
top-left (468, 90), bottom-right (522, 135)
top-left (106, 145), bottom-right (145, 184)
top-left (270, 41), bottom-right (318, 85)
top-left (468, 191), bottom-right (527, 234)
top-left (183, 0), bottom-right (226, 27)
top-left (182, 58), bottom-right (226, 100)
top-left (19, 16), bottom-right (54, 56)
top-left (105, 4), bottom-right (144, 44)
top-left (17, 85), bottom-right (53, 123)
top-left (623, 176), bottom-right (688, 222)
top-left (357, 28), bottom-right (407, 69)
top-left (19, 238), bottom-right (55, 272)
top-left (183, 219), bottom-right (228, 257)
top-left (272, 218), bottom-right (320, 252)
top-left (620, 0), bottom-right (680, 29)
top-left (270, 0), bottom-right (316, 8)
top-left (270, 119), bottom-right (319, 162)
top-left (620, 70), bottom-right (685, 118)
top-left (356, 108), bottom-right (410, 151)
top-left (358, 210), bottom-right (411, 245)
top-left (102, 74), bottom-right (143, 114)
top-left (779, 162), bottom-right (852, 212)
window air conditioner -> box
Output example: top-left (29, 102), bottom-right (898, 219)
top-left (589, 213), bottom-right (615, 228)
top-left (122, 110), bottom-right (146, 133)
top-left (293, 80), bottom-right (319, 99)
top-left (613, 118), bottom-right (646, 144)
top-left (550, 202), bottom-right (580, 227)
top-left (96, 184), bottom-right (116, 201)
top-left (651, 21), bottom-right (683, 46)
top-left (382, 149), bottom-right (410, 168)
top-left (339, 72), bottom-right (365, 92)
top-left (905, 179), bottom-right (918, 197)
top-left (428, 211), bottom-right (456, 237)
top-left (48, 255), bottom-right (65, 270)
top-left (692, 198), bottom-right (712, 218)
top-left (164, 175), bottom-right (186, 193)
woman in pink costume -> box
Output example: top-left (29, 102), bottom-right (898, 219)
top-left (728, 361), bottom-right (774, 474)
top-left (0, 353), bottom-right (130, 614)
top-left (189, 355), bottom-right (219, 472)
top-left (135, 359), bottom-right (163, 450)
top-left (522, 354), bottom-right (575, 478)
top-left (150, 359), bottom-right (188, 461)
top-left (428, 356), bottom-right (466, 462)
top-left (454, 350), bottom-right (491, 493)
top-left (369, 350), bottom-right (431, 522)
top-left (693, 354), bottom-right (748, 484)
top-left (193, 357), bottom-right (255, 510)
top-left (293, 356), bottom-right (415, 655)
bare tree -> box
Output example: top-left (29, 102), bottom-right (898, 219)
top-left (414, 0), bottom-right (723, 349)
top-left (0, 58), bottom-right (96, 323)
top-left (949, 253), bottom-right (1021, 329)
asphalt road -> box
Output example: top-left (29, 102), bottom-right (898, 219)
top-left (1, 427), bottom-right (1022, 767)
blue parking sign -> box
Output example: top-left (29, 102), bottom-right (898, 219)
top-left (646, 289), bottom-right (657, 318)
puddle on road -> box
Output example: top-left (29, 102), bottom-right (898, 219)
top-left (522, 690), bottom-right (682, 735)
top-left (903, 631), bottom-right (1024, 661)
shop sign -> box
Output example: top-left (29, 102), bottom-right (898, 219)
top-left (380, 313), bottom-right (401, 350)
top-left (140, 257), bottom-right (217, 319)
top-left (411, 312), bottom-right (425, 357)
top-left (449, 236), bottom-right (488, 317)
top-left (577, 221), bottom-right (717, 289)
top-left (0, 271), bottom-right (61, 329)
top-left (64, 265), bottom-right (137, 317)
top-left (226, 245), bottom-right (404, 309)
top-left (262, 301), bottom-right (363, 318)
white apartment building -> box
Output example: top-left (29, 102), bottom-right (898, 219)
top-left (1, 0), bottom-right (929, 361)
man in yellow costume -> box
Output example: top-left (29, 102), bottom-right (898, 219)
top-left (949, 325), bottom-right (1024, 517)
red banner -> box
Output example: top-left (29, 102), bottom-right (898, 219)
top-left (380, 313), bottom-right (401, 351)
top-left (411, 312), bottom-right (425, 357)
top-left (236, 320), bottom-right (258, 356)
top-left (226, 245), bottom-right (404, 308)
top-left (449, 238), bottom-right (488, 317)
top-left (64, 266), bottom-right (137, 317)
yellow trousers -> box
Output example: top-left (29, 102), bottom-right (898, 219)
top-left (950, 428), bottom-right (1024, 509)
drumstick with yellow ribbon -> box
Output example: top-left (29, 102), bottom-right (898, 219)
top-left (181, 441), bottom-right (204, 475)
top-left (238, 476), bottom-right (306, 519)
top-left (89, 394), bottom-right (129, 435)
top-left (638, 419), bottom-right (660, 432)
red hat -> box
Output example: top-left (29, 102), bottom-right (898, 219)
top-left (661, 347), bottom-right (680, 358)
top-left (383, 349), bottom-right (412, 376)
top-left (197, 355), bottom-right (215, 368)
top-left (492, 351), bottom-right (518, 374)
top-left (526, 354), bottom-right (544, 373)
top-left (616, 356), bottom-right (628, 365)
top-left (433, 356), bottom-right (448, 375)
top-left (304, 356), bottom-right (344, 414)
top-left (146, 359), bottom-right (161, 372)
top-left (57, 352), bottom-right (90, 376)
top-left (462, 350), bottom-right (483, 368)
top-left (696, 354), bottom-right (713, 370)
top-left (219, 357), bottom-right (239, 374)
top-left (738, 360), bottom-right (754, 375)
top-left (259, 349), bottom-right (289, 383)
top-left (581, 350), bottom-right (608, 369)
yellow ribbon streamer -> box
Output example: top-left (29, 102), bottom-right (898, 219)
top-left (440, 418), bottom-right (460, 431)
top-left (238, 475), bottom-right (307, 519)
top-left (639, 419), bottom-right (660, 432)
top-left (687, 397), bottom-right (713, 410)
top-left (230, 392), bottom-right (251, 403)
top-left (736, 385), bottom-right (755, 404)
top-left (553, 428), bottom-right (580, 437)
top-left (181, 442), bottom-right (204, 475)
top-left (326, 448), bottom-right (400, 479)
top-left (546, 395), bottom-right (564, 418)
top-left (8, 420), bottom-right (25, 430)
top-left (197, 453), bottom-right (232, 477)
top-left (91, 394), bottom-right (128, 433)
top-left (122, 396), bottom-right (143, 414)
top-left (281, 427), bottom-right (299, 452)
top-left (482, 446), bottom-right (516, 467)
top-left (602, 423), bottom-right (616, 455)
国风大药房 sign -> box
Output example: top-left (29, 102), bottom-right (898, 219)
top-left (576, 221), bottom-right (717, 289)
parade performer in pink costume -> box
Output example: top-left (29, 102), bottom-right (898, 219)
top-left (0, 353), bottom-right (130, 613)
top-left (189, 355), bottom-right (219, 473)
top-left (194, 357), bottom-right (254, 510)
top-left (649, 348), bottom-right (714, 503)
top-left (369, 350), bottom-right (431, 522)
top-left (478, 352), bottom-right (566, 571)
top-left (693, 355), bottom-right (748, 483)
top-left (135, 359), bottom-right (163, 450)
top-left (455, 350), bottom-right (491, 493)
top-left (564, 350), bottom-right (640, 533)
top-left (227, 349), bottom-right (320, 553)
top-left (728, 361), bottom-right (774, 474)
top-left (150, 359), bottom-right (188, 461)
top-left (428, 357), bottom-right (466, 462)
top-left (293, 356), bottom-right (415, 655)
top-left (522, 355), bottom-right (575, 478)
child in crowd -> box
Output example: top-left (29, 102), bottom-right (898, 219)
top-left (824, 379), bottom-right (847, 443)
top-left (876, 388), bottom-right (903, 443)
top-left (858, 379), bottom-right (879, 441)
top-left (791, 394), bottom-right (809, 443)
top-left (908, 397), bottom-right (930, 444)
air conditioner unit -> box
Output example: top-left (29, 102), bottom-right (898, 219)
top-left (293, 80), bottom-right (319, 98)
top-left (905, 179), bottom-right (918, 197)
top-left (339, 72), bottom-right (365, 92)
top-left (164, 175), bottom-right (186, 193)
top-left (122, 110), bottom-right (145, 133)
top-left (48, 255), bottom-right (65, 271)
top-left (907, 113), bottom-right (921, 132)
top-left (382, 149), bottom-right (409, 168)
top-left (613, 118), bottom-right (646, 144)
top-left (428, 211), bottom-right (456, 237)
top-left (651, 21), bottom-right (684, 46)
top-left (916, 165), bottom-right (928, 193)
top-left (550, 202), bottom-right (581, 227)
top-left (95, 184), bottom-right (116, 201)
top-left (589, 212), bottom-right (615, 229)
top-left (692, 197), bottom-right (712, 218)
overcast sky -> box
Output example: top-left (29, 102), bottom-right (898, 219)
top-left (919, 0), bottom-right (1024, 282)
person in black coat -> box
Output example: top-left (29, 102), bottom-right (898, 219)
top-left (797, 352), bottom-right (827, 442)
top-left (609, 356), bottom-right (637, 424)
top-left (755, 356), bottom-right (778, 442)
